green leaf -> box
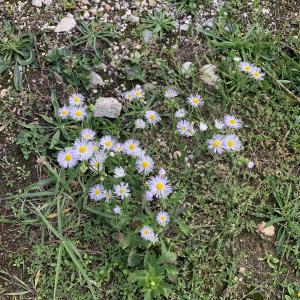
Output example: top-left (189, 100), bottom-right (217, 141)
top-left (50, 130), bottom-right (60, 150)
top-left (13, 62), bottom-right (22, 90)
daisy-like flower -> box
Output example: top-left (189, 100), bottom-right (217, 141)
top-left (145, 110), bottom-right (161, 125)
top-left (140, 225), bottom-right (154, 241)
top-left (147, 175), bottom-right (172, 199)
top-left (135, 119), bottom-right (147, 129)
top-left (114, 182), bottom-right (130, 199)
top-left (89, 184), bottom-right (105, 201)
top-left (57, 148), bottom-right (78, 168)
top-left (250, 67), bottom-right (265, 81)
top-left (123, 139), bottom-right (140, 156)
top-left (81, 128), bottom-right (96, 141)
top-left (239, 61), bottom-right (253, 73)
top-left (224, 115), bottom-right (242, 129)
top-left (156, 211), bottom-right (170, 226)
top-left (114, 166), bottom-right (126, 178)
top-left (133, 85), bottom-right (144, 99)
top-left (187, 94), bottom-right (204, 108)
top-left (113, 205), bottom-right (121, 214)
top-left (89, 150), bottom-right (107, 172)
top-left (150, 233), bottom-right (159, 244)
top-left (58, 106), bottom-right (70, 119)
top-left (91, 141), bottom-right (101, 152)
top-left (113, 143), bottom-right (124, 153)
top-left (104, 190), bottom-right (113, 202)
top-left (136, 155), bottom-right (154, 174)
top-left (177, 120), bottom-right (194, 137)
top-left (69, 93), bottom-right (84, 106)
top-left (223, 134), bottom-right (242, 151)
top-left (123, 90), bottom-right (135, 102)
top-left (164, 88), bottom-right (178, 98)
top-left (199, 122), bottom-right (208, 131)
top-left (207, 134), bottom-right (225, 154)
top-left (175, 108), bottom-right (186, 119)
top-left (214, 119), bottom-right (225, 130)
top-left (70, 106), bottom-right (86, 121)
top-left (145, 191), bottom-right (154, 201)
top-left (100, 135), bottom-right (115, 150)
top-left (73, 139), bottom-right (93, 161)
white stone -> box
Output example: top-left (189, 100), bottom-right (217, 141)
top-left (32, 0), bottom-right (42, 7)
top-left (200, 64), bottom-right (220, 88)
top-left (42, 0), bottom-right (53, 5)
top-left (94, 97), bottom-right (122, 118)
top-left (90, 71), bottom-right (104, 88)
top-left (54, 14), bottom-right (76, 33)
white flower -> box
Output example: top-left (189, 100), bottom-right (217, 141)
top-left (81, 128), bottom-right (96, 141)
top-left (214, 119), bottom-right (225, 130)
top-left (114, 182), bottom-right (130, 199)
top-left (140, 225), bottom-right (154, 241)
top-left (174, 108), bottom-right (186, 119)
top-left (57, 148), bottom-right (79, 168)
top-left (70, 106), bottom-right (86, 121)
top-left (58, 106), bottom-right (70, 119)
top-left (207, 134), bottom-right (225, 154)
top-left (136, 155), bottom-right (154, 174)
top-left (73, 139), bottom-right (93, 161)
top-left (89, 150), bottom-right (107, 172)
top-left (135, 119), bottom-right (147, 129)
top-left (248, 161), bottom-right (255, 169)
top-left (113, 206), bottom-right (121, 214)
top-left (145, 110), bottom-right (161, 125)
top-left (145, 191), bottom-right (154, 201)
top-left (147, 175), bottom-right (172, 199)
top-left (158, 168), bottom-right (166, 176)
top-left (233, 57), bottom-right (241, 62)
top-left (89, 184), bottom-right (105, 201)
top-left (223, 134), bottom-right (242, 151)
top-left (187, 94), bottom-right (204, 108)
top-left (123, 139), bottom-right (140, 156)
top-left (156, 211), bottom-right (170, 226)
top-left (69, 93), bottom-right (84, 106)
top-left (114, 167), bottom-right (126, 178)
top-left (199, 122), bottom-right (208, 131)
top-left (100, 135), bottom-right (115, 150)
top-left (164, 88), bottom-right (178, 98)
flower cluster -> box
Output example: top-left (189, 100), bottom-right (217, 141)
top-left (56, 103), bottom-right (172, 243)
top-left (58, 93), bottom-right (87, 121)
top-left (239, 61), bottom-right (265, 81)
top-left (123, 84), bottom-right (145, 101)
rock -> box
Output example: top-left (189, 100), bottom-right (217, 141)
top-left (143, 82), bottom-right (156, 91)
top-left (200, 64), bottom-right (220, 88)
top-left (0, 89), bottom-right (8, 98)
top-left (42, 0), bottom-right (53, 5)
top-left (90, 71), bottom-right (104, 88)
top-left (257, 222), bottom-right (275, 237)
top-left (94, 97), bottom-right (122, 118)
top-left (142, 30), bottom-right (153, 43)
top-left (180, 24), bottom-right (189, 31)
top-left (202, 18), bottom-right (214, 29)
top-left (54, 14), bottom-right (76, 33)
top-left (32, 0), bottom-right (42, 7)
top-left (182, 62), bottom-right (192, 78)
top-left (149, 0), bottom-right (156, 6)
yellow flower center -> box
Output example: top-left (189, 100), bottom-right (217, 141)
top-left (212, 140), bottom-right (221, 148)
top-left (297, 291), bottom-right (300, 297)
top-left (135, 91), bottom-right (141, 97)
top-left (79, 145), bottom-right (87, 153)
top-left (156, 182), bottom-right (165, 191)
top-left (92, 145), bottom-right (98, 151)
top-left (61, 110), bottom-right (67, 115)
top-left (75, 111), bottom-right (82, 117)
top-left (244, 66), bottom-right (251, 72)
top-left (65, 153), bottom-right (72, 161)
top-left (85, 134), bottom-right (91, 139)
top-left (142, 161), bottom-right (149, 168)
top-left (143, 229), bottom-right (150, 236)
top-left (95, 189), bottom-right (101, 195)
top-left (227, 140), bottom-right (235, 148)
top-left (128, 144), bottom-right (136, 151)
top-left (120, 188), bottom-right (126, 194)
top-left (253, 71), bottom-right (260, 77)
top-left (193, 98), bottom-right (199, 104)
top-left (74, 96), bottom-right (80, 103)
top-left (116, 146), bottom-right (122, 152)
top-left (149, 114), bottom-right (155, 120)
top-left (105, 141), bottom-right (112, 147)
top-left (95, 161), bottom-right (102, 168)
top-left (229, 119), bottom-right (236, 125)
top-left (160, 215), bottom-right (166, 221)
top-left (182, 126), bottom-right (187, 131)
